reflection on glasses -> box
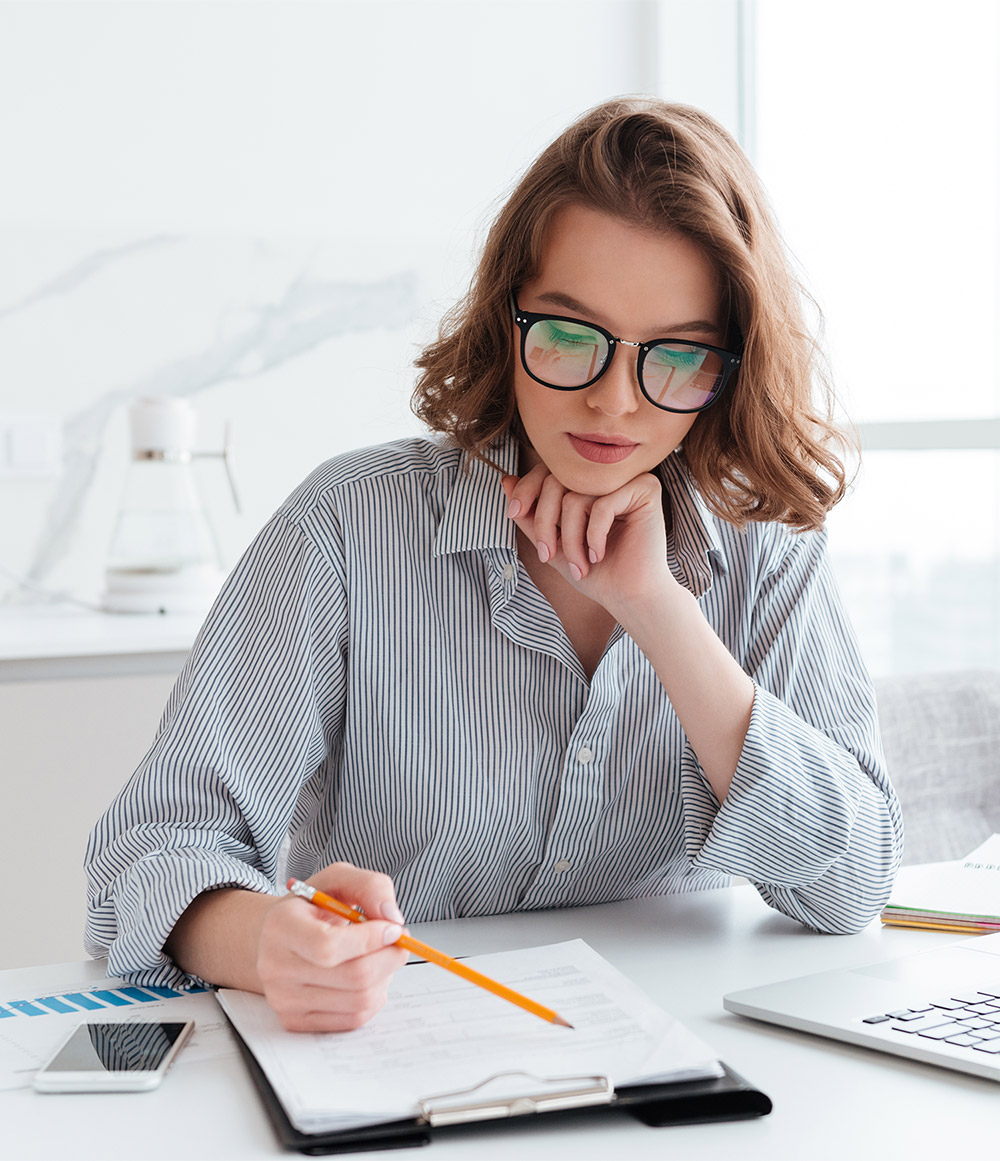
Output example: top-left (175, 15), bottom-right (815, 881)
top-left (511, 294), bottom-right (740, 414)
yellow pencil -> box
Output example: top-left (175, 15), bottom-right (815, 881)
top-left (880, 917), bottom-right (991, 935)
top-left (287, 879), bottom-right (573, 1028)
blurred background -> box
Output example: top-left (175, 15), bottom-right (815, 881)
top-left (1, 0), bottom-right (997, 965)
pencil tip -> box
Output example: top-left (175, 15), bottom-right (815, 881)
top-left (553, 1015), bottom-right (574, 1028)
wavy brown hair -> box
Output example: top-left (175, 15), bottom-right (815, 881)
top-left (412, 97), bottom-right (853, 530)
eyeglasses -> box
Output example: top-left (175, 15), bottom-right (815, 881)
top-left (511, 293), bottom-right (740, 414)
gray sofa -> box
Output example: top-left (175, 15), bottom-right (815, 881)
top-left (875, 670), bottom-right (1000, 864)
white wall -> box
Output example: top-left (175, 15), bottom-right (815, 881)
top-left (0, 0), bottom-right (746, 969)
top-left (0, 0), bottom-right (744, 605)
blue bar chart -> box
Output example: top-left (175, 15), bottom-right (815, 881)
top-left (0, 983), bottom-right (205, 1018)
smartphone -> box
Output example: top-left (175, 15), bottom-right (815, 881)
top-left (33, 1020), bottom-right (195, 1093)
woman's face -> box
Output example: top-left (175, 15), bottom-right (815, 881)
top-left (513, 203), bottom-right (725, 495)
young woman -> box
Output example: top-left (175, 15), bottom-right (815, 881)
top-left (86, 98), bottom-right (902, 1032)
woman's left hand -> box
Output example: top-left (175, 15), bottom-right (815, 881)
top-left (501, 463), bottom-right (675, 617)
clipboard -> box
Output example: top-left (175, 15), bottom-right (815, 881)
top-left (230, 1023), bottom-right (772, 1155)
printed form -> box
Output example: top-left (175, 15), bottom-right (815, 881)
top-left (218, 938), bottom-right (723, 1133)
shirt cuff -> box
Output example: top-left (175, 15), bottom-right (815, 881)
top-left (693, 683), bottom-right (869, 887)
top-left (90, 849), bottom-right (277, 990)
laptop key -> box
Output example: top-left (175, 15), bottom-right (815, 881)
top-left (929, 998), bottom-right (965, 1010)
top-left (862, 1014), bottom-right (892, 1024)
top-left (917, 1022), bottom-right (972, 1040)
top-left (889, 1017), bottom-right (952, 1034)
top-left (972, 1040), bottom-right (1000, 1054)
top-left (945, 1033), bottom-right (985, 1047)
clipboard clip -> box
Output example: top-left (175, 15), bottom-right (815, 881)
top-left (418, 1070), bottom-right (614, 1127)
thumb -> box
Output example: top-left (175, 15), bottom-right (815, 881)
top-left (342, 916), bottom-right (405, 958)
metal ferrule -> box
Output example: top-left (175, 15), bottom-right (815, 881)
top-left (287, 880), bottom-right (316, 901)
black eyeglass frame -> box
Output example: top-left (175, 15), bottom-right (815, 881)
top-left (510, 293), bottom-right (741, 414)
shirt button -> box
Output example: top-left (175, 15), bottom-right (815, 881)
top-left (576, 747), bottom-right (594, 764)
top-left (502, 563), bottom-right (515, 582)
top-left (553, 859), bottom-right (572, 873)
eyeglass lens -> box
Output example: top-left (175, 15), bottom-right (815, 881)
top-left (524, 318), bottom-right (723, 411)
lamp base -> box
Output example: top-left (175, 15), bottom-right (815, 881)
top-left (101, 564), bottom-right (223, 615)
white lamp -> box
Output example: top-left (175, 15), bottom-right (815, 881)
top-left (102, 397), bottom-right (228, 615)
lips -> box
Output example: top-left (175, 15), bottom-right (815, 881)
top-left (567, 433), bottom-right (639, 464)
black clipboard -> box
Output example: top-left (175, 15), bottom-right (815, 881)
top-left (230, 1023), bottom-right (771, 1155)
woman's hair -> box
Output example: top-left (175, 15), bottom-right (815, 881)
top-left (412, 96), bottom-right (853, 531)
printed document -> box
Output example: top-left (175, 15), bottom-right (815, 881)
top-left (217, 938), bottom-right (723, 1134)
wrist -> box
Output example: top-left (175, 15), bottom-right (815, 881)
top-left (610, 571), bottom-right (692, 640)
top-left (167, 887), bottom-right (280, 991)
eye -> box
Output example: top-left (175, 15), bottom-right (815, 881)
top-left (539, 320), bottom-right (603, 350)
top-left (647, 344), bottom-right (708, 370)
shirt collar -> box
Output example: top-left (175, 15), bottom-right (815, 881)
top-left (433, 434), bottom-right (519, 558)
top-left (433, 436), bottom-right (726, 598)
top-left (658, 451), bottom-right (727, 598)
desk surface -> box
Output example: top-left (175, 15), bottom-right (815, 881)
top-left (0, 606), bottom-right (201, 681)
top-left (3, 880), bottom-right (994, 1159)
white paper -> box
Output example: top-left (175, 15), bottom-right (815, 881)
top-left (0, 978), bottom-right (235, 1091)
top-left (886, 834), bottom-right (1000, 919)
top-left (218, 938), bottom-right (723, 1134)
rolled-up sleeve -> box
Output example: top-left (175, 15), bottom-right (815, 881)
top-left (693, 526), bottom-right (903, 933)
top-left (84, 511), bottom-right (349, 987)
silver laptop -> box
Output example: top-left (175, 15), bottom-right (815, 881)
top-left (723, 931), bottom-right (1000, 1082)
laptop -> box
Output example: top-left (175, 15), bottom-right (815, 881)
top-left (723, 931), bottom-right (1000, 1082)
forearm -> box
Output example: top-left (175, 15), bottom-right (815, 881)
top-left (165, 888), bottom-right (279, 992)
top-left (692, 684), bottom-right (903, 931)
top-left (615, 581), bottom-right (754, 801)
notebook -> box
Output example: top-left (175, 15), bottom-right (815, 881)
top-left (723, 931), bottom-right (1000, 1081)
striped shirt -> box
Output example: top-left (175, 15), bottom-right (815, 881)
top-left (85, 435), bottom-right (903, 988)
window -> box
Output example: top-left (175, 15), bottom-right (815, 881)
top-left (752, 0), bottom-right (1000, 675)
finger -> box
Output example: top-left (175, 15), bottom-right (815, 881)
top-left (532, 473), bottom-right (568, 564)
top-left (558, 492), bottom-right (594, 579)
top-left (288, 939), bottom-right (411, 991)
top-left (275, 984), bottom-right (393, 1033)
top-left (585, 494), bottom-right (619, 565)
top-left (280, 1005), bottom-right (384, 1034)
top-left (266, 959), bottom-right (400, 1032)
top-left (268, 936), bottom-right (409, 1031)
top-left (503, 463), bottom-right (548, 523)
top-left (275, 898), bottom-right (405, 970)
top-left (308, 861), bottom-right (405, 924)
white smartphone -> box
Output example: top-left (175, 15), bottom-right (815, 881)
top-left (33, 1020), bottom-right (195, 1093)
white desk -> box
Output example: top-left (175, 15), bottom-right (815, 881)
top-left (2, 880), bottom-right (994, 1159)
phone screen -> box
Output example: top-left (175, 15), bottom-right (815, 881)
top-left (43, 1022), bottom-right (190, 1074)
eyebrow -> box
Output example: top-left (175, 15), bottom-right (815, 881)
top-left (534, 290), bottom-right (720, 338)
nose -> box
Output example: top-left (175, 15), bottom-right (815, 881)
top-left (585, 342), bottom-right (642, 416)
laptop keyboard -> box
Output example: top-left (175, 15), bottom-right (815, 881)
top-left (862, 988), bottom-right (1000, 1054)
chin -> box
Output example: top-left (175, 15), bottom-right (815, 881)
top-left (549, 461), bottom-right (635, 497)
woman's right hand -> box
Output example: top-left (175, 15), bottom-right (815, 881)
top-left (255, 862), bottom-right (411, 1032)
top-left (166, 862), bottom-right (410, 1033)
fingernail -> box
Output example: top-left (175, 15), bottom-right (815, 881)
top-left (381, 901), bottom-right (405, 924)
top-left (589, 549), bottom-right (598, 564)
top-left (569, 563), bottom-right (582, 582)
top-left (382, 923), bottom-right (403, 945)
top-left (506, 498), bottom-right (521, 519)
top-left (537, 542), bottom-right (549, 563)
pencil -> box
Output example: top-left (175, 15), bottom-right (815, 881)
top-left (880, 917), bottom-right (992, 935)
top-left (286, 879), bottom-right (573, 1028)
